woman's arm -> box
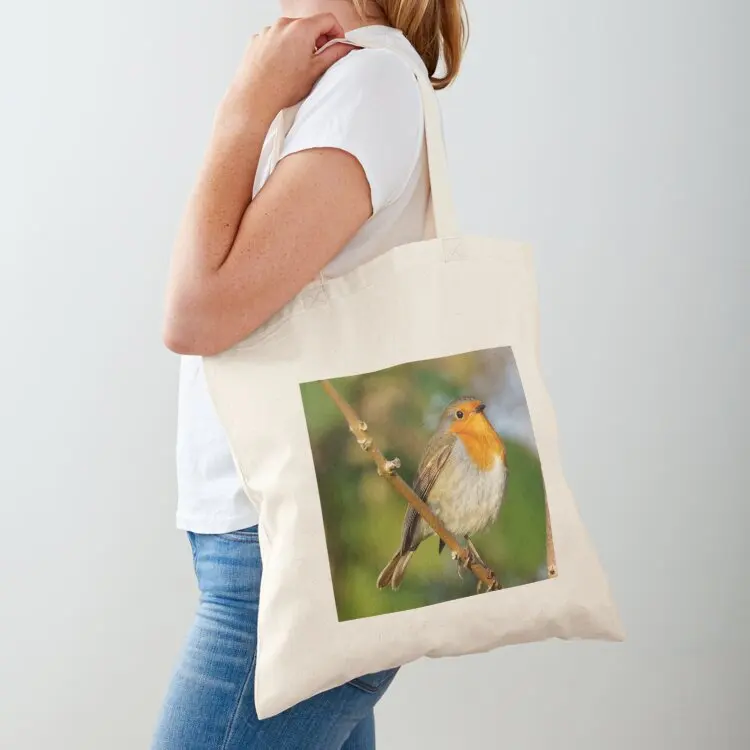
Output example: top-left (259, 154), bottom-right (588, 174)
top-left (162, 15), bottom-right (370, 356)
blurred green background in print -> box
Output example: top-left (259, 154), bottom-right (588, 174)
top-left (300, 346), bottom-right (548, 622)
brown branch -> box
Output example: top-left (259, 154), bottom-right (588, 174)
top-left (321, 380), bottom-right (501, 592)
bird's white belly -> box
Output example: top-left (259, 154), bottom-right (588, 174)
top-left (428, 448), bottom-right (507, 538)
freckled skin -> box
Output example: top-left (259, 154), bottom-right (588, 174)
top-left (377, 397), bottom-right (508, 590)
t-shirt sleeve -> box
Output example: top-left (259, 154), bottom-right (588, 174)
top-left (277, 48), bottom-right (424, 215)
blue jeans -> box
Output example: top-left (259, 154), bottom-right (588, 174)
top-left (151, 526), bottom-right (398, 749)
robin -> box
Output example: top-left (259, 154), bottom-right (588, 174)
top-left (376, 396), bottom-right (508, 591)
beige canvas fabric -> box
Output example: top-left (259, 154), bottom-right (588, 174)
top-left (202, 34), bottom-right (623, 719)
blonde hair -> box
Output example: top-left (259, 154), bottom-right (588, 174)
top-left (352, 0), bottom-right (468, 89)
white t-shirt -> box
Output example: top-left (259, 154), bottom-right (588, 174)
top-left (175, 26), bottom-right (431, 533)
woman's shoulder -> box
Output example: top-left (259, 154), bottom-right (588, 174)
top-left (313, 46), bottom-right (422, 116)
top-left (282, 45), bottom-right (426, 214)
top-left (326, 45), bottom-right (417, 80)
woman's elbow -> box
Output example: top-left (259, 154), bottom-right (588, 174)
top-left (162, 316), bottom-right (201, 355)
top-left (163, 322), bottom-right (229, 357)
top-left (162, 321), bottom-right (196, 355)
top-left (162, 293), bottom-right (222, 357)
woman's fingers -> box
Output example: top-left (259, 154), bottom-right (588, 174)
top-left (225, 13), bottom-right (354, 119)
top-left (300, 12), bottom-right (346, 43)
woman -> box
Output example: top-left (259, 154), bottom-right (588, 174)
top-left (154, 1), bottom-right (467, 748)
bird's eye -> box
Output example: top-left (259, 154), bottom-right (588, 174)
top-left (456, 410), bottom-right (464, 420)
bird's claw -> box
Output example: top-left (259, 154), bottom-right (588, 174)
top-left (450, 550), bottom-right (464, 578)
top-left (465, 539), bottom-right (488, 568)
top-left (450, 547), bottom-right (477, 580)
top-left (454, 542), bottom-right (501, 594)
top-left (463, 547), bottom-right (478, 571)
top-left (476, 576), bottom-right (501, 594)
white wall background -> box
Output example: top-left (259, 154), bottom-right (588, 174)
top-left (1, 1), bottom-right (748, 747)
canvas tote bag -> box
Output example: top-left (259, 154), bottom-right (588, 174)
top-left (202, 33), bottom-right (623, 719)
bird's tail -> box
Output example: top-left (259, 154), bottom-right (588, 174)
top-left (376, 549), bottom-right (414, 590)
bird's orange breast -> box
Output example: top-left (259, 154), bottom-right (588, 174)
top-left (454, 416), bottom-right (506, 471)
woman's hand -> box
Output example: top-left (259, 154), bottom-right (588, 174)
top-left (220, 14), bottom-right (355, 126)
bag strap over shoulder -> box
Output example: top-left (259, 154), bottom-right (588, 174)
top-left (271, 34), bottom-right (460, 241)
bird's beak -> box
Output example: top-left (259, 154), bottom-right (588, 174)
top-left (474, 403), bottom-right (486, 414)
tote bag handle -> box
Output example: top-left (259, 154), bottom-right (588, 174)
top-left (403, 59), bottom-right (460, 240)
top-left (272, 36), bottom-right (460, 241)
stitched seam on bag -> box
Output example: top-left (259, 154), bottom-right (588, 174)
top-left (442, 238), bottom-right (463, 262)
top-left (230, 282), bottom-right (378, 355)
top-left (220, 647), bottom-right (258, 750)
top-left (301, 283), bottom-right (328, 308)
